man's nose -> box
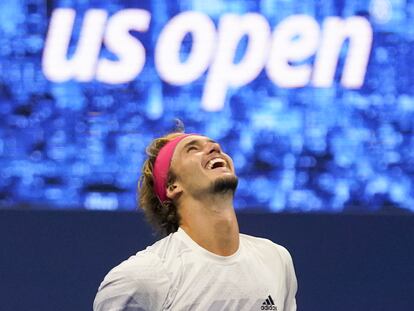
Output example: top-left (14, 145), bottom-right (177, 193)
top-left (206, 142), bottom-right (221, 154)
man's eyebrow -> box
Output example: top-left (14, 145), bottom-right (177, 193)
top-left (182, 138), bottom-right (217, 150)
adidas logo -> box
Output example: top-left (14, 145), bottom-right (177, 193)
top-left (261, 295), bottom-right (277, 310)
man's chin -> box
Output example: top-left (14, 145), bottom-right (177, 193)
top-left (211, 175), bottom-right (238, 194)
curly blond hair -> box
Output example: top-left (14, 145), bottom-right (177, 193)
top-left (137, 131), bottom-right (184, 236)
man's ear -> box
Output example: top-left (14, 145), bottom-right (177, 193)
top-left (166, 182), bottom-right (183, 201)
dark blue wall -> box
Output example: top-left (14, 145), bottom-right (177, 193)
top-left (1, 210), bottom-right (413, 311)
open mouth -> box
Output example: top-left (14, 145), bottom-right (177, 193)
top-left (206, 158), bottom-right (227, 170)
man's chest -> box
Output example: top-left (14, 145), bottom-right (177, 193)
top-left (164, 259), bottom-right (286, 311)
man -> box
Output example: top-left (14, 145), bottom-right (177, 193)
top-left (94, 130), bottom-right (297, 310)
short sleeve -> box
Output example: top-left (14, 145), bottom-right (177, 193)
top-left (277, 245), bottom-right (298, 311)
top-left (93, 252), bottom-right (171, 311)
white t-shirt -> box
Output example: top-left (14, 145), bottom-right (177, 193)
top-left (94, 228), bottom-right (297, 311)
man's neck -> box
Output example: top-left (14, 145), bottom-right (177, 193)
top-left (179, 193), bottom-right (239, 256)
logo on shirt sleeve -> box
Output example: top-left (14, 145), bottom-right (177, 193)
top-left (261, 295), bottom-right (277, 310)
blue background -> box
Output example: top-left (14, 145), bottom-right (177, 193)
top-left (1, 210), bottom-right (413, 310)
top-left (1, 0), bottom-right (414, 213)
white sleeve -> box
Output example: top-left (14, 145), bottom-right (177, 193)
top-left (279, 246), bottom-right (298, 311)
top-left (93, 252), bottom-right (171, 311)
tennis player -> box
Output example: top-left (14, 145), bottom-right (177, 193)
top-left (94, 129), bottom-right (297, 310)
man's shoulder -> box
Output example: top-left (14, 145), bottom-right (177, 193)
top-left (109, 249), bottom-right (163, 277)
top-left (146, 230), bottom-right (189, 260)
top-left (107, 232), bottom-right (182, 277)
top-left (94, 250), bottom-right (171, 311)
top-left (104, 231), bottom-right (187, 281)
top-left (240, 232), bottom-right (282, 249)
top-left (240, 233), bottom-right (293, 262)
top-left (94, 236), bottom-right (180, 311)
top-left (96, 249), bottom-right (168, 300)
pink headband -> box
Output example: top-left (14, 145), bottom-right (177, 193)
top-left (153, 134), bottom-right (194, 202)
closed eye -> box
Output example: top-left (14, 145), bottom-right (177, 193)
top-left (187, 146), bottom-right (198, 152)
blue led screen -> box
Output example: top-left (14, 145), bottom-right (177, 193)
top-left (1, 0), bottom-right (414, 213)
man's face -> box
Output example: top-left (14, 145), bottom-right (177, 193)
top-left (169, 135), bottom-right (238, 199)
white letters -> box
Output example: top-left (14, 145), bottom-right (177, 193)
top-left (312, 16), bottom-right (373, 88)
top-left (42, 9), bottom-right (374, 111)
top-left (155, 12), bottom-right (216, 85)
top-left (266, 15), bottom-right (320, 88)
top-left (96, 9), bottom-right (151, 84)
top-left (202, 13), bottom-right (270, 111)
top-left (42, 9), bottom-right (107, 82)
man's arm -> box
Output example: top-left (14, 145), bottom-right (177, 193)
top-left (93, 252), bottom-right (170, 311)
top-left (279, 246), bottom-right (298, 311)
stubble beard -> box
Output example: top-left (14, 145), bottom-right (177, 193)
top-left (210, 175), bottom-right (238, 195)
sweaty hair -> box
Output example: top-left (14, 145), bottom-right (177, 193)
top-left (137, 130), bottom-right (184, 237)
